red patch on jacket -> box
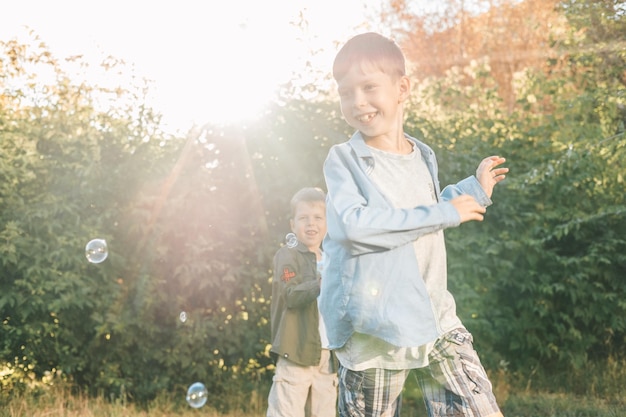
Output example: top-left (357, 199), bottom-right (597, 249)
top-left (281, 267), bottom-right (296, 282)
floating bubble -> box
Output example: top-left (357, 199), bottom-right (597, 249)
top-left (85, 239), bottom-right (108, 263)
top-left (285, 233), bottom-right (298, 248)
top-left (186, 382), bottom-right (208, 408)
top-left (179, 311), bottom-right (187, 323)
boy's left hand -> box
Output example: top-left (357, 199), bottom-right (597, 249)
top-left (476, 156), bottom-right (508, 198)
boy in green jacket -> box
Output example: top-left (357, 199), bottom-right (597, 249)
top-left (267, 187), bottom-right (337, 417)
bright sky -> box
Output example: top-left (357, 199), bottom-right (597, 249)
top-left (0, 0), bottom-right (386, 134)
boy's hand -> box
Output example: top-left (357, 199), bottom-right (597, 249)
top-left (476, 156), bottom-right (508, 198)
top-left (450, 195), bottom-right (487, 223)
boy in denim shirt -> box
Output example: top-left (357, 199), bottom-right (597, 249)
top-left (319, 32), bottom-right (508, 417)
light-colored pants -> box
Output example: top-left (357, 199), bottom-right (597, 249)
top-left (267, 349), bottom-right (338, 417)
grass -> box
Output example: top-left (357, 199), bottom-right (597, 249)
top-left (502, 393), bottom-right (625, 417)
top-left (2, 385), bottom-right (625, 417)
top-left (3, 359), bottom-right (626, 417)
top-left (0, 385), bottom-right (264, 417)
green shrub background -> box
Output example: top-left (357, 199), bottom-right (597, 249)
top-left (1, 0), bottom-right (625, 411)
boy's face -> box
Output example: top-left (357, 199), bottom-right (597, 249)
top-left (290, 201), bottom-right (327, 252)
top-left (336, 62), bottom-right (410, 140)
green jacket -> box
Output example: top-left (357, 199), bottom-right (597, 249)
top-left (270, 242), bottom-right (327, 367)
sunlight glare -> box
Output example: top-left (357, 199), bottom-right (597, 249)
top-left (0, 0), bottom-right (379, 133)
top-left (154, 3), bottom-right (303, 130)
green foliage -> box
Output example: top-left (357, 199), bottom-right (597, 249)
top-left (0, 39), bottom-right (274, 405)
top-left (404, 17), bottom-right (626, 382)
top-left (246, 97), bottom-right (350, 243)
top-left (1, 0), bottom-right (626, 407)
top-left (0, 36), bottom-right (351, 407)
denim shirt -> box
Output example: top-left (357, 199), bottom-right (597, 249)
top-left (319, 131), bottom-right (492, 349)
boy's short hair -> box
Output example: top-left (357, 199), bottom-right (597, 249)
top-left (333, 32), bottom-right (406, 81)
top-left (290, 187), bottom-right (326, 218)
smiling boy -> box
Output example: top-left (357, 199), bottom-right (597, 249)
top-left (319, 32), bottom-right (507, 417)
top-left (267, 187), bottom-right (337, 417)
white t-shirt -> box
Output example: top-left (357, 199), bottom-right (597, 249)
top-left (317, 251), bottom-right (331, 349)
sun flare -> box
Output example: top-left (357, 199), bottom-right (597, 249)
top-left (1, 0), bottom-right (377, 133)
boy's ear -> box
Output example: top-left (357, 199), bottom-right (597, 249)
top-left (398, 76), bottom-right (411, 102)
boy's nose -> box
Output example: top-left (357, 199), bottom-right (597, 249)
top-left (353, 91), bottom-right (367, 108)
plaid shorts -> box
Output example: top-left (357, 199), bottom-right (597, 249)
top-left (337, 328), bottom-right (501, 417)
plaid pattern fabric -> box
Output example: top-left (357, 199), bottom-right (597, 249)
top-left (338, 365), bottom-right (407, 417)
top-left (419, 328), bottom-right (501, 417)
top-left (337, 329), bottom-right (501, 417)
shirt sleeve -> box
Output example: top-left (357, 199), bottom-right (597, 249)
top-left (273, 247), bottom-right (320, 309)
top-left (441, 176), bottom-right (493, 207)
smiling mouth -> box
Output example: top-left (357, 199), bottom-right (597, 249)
top-left (357, 112), bottom-right (376, 123)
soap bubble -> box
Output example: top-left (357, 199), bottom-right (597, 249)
top-left (179, 311), bottom-right (187, 323)
top-left (85, 239), bottom-right (108, 263)
top-left (186, 382), bottom-right (208, 408)
top-left (285, 233), bottom-right (298, 248)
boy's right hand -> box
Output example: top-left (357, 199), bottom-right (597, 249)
top-left (450, 195), bottom-right (487, 223)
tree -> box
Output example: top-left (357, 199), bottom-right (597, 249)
top-left (399, 0), bottom-right (626, 387)
top-left (2, 0), bottom-right (625, 404)
top-left (386, 0), bottom-right (563, 110)
top-left (0, 36), bottom-right (274, 406)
